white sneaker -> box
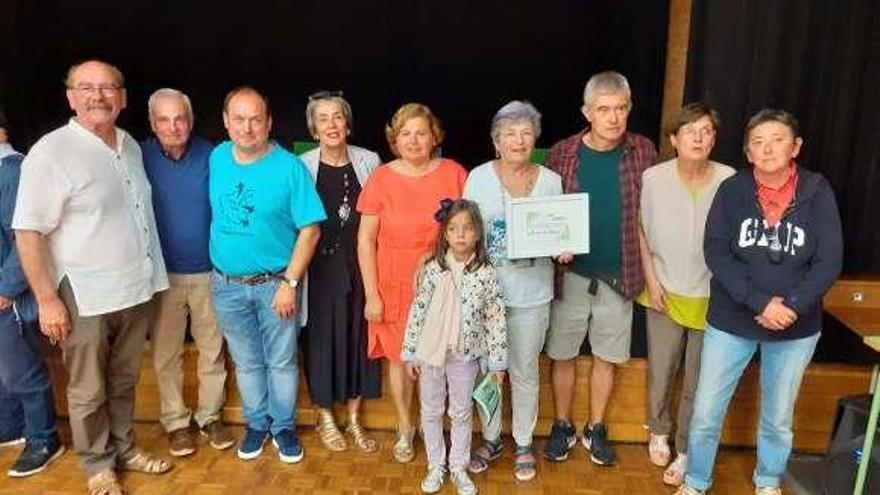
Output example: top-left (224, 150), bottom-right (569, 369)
top-left (421, 466), bottom-right (446, 493)
top-left (450, 469), bottom-right (477, 495)
top-left (755, 487), bottom-right (782, 495)
top-left (673, 485), bottom-right (705, 495)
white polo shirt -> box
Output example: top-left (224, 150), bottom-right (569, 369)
top-left (13, 119), bottom-right (168, 316)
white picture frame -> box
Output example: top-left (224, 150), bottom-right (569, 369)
top-left (505, 193), bottom-right (590, 259)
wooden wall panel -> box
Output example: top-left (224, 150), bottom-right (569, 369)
top-left (46, 344), bottom-right (870, 454)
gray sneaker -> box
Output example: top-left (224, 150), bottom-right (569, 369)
top-left (421, 466), bottom-right (446, 493)
top-left (674, 485), bottom-right (706, 495)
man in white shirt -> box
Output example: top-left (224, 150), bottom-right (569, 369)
top-left (13, 60), bottom-right (172, 495)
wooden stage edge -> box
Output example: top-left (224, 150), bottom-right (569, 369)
top-left (46, 345), bottom-right (871, 455)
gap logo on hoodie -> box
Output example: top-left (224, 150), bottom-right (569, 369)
top-left (737, 218), bottom-right (805, 256)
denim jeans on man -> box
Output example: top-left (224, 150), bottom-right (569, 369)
top-left (211, 273), bottom-right (299, 435)
top-left (0, 305), bottom-right (58, 446)
top-left (685, 324), bottom-right (819, 491)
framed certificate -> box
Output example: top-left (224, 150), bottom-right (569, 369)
top-left (505, 193), bottom-right (589, 259)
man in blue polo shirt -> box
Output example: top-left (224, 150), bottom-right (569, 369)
top-left (142, 89), bottom-right (235, 458)
top-left (209, 86), bottom-right (324, 464)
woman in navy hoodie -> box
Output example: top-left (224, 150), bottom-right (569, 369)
top-left (674, 110), bottom-right (843, 495)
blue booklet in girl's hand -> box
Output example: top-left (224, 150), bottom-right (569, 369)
top-left (473, 373), bottom-right (501, 419)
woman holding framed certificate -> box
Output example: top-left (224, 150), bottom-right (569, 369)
top-left (463, 101), bottom-right (563, 482)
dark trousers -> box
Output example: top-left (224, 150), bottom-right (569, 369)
top-left (0, 306), bottom-right (58, 446)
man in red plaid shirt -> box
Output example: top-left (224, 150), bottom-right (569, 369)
top-left (542, 71), bottom-right (657, 467)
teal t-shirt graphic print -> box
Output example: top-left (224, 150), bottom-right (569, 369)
top-left (209, 141), bottom-right (327, 276)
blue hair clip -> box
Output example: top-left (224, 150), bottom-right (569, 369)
top-left (434, 198), bottom-right (455, 223)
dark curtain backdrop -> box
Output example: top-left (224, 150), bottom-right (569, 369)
top-left (1, 0), bottom-right (669, 359)
top-left (2, 0), bottom-right (668, 169)
top-left (685, 0), bottom-right (880, 363)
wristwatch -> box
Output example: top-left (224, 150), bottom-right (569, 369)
top-left (278, 276), bottom-right (299, 289)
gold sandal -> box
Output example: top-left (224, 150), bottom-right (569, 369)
top-left (120, 450), bottom-right (173, 474)
top-left (345, 414), bottom-right (378, 453)
top-left (316, 409), bottom-right (347, 451)
top-left (88, 469), bottom-right (126, 495)
top-left (392, 427), bottom-right (415, 463)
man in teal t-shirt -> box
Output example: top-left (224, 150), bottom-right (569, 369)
top-left (209, 87), bottom-right (325, 465)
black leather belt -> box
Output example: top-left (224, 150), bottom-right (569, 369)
top-left (214, 269), bottom-right (284, 285)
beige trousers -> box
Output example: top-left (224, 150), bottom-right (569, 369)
top-left (59, 279), bottom-right (156, 476)
top-left (645, 308), bottom-right (704, 453)
top-left (149, 272), bottom-right (227, 432)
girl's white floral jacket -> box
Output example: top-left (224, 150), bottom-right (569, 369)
top-left (401, 259), bottom-right (508, 371)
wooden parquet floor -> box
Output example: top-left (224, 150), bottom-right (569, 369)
top-left (0, 421), bottom-right (760, 494)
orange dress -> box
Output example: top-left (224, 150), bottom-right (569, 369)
top-left (356, 159), bottom-right (467, 363)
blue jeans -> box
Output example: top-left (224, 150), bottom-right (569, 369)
top-left (685, 324), bottom-right (820, 490)
top-left (0, 307), bottom-right (57, 446)
top-left (211, 273), bottom-right (299, 435)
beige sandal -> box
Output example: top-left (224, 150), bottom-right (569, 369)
top-left (87, 469), bottom-right (126, 495)
top-left (392, 427), bottom-right (415, 463)
top-left (120, 450), bottom-right (173, 474)
top-left (316, 409), bottom-right (347, 451)
top-left (345, 414), bottom-right (378, 453)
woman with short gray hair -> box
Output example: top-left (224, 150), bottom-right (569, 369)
top-left (299, 91), bottom-right (382, 454)
top-left (463, 100), bottom-right (563, 482)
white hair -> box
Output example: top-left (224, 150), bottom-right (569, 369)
top-left (148, 88), bottom-right (194, 122)
top-left (490, 100), bottom-right (542, 144)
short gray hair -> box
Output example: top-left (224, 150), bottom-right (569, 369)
top-left (490, 100), bottom-right (542, 144)
top-left (148, 88), bottom-right (194, 122)
top-left (305, 92), bottom-right (353, 139)
top-left (583, 70), bottom-right (631, 107)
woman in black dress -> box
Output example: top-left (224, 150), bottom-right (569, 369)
top-left (300, 91), bottom-right (382, 452)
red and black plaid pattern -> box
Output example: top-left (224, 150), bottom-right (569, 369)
top-left (546, 131), bottom-right (657, 300)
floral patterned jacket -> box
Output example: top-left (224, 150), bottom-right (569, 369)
top-left (401, 259), bottom-right (508, 371)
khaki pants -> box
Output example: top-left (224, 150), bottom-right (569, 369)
top-left (59, 279), bottom-right (156, 476)
top-left (150, 272), bottom-right (226, 432)
top-left (645, 309), bottom-right (703, 453)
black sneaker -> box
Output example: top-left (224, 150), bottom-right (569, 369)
top-left (0, 431), bottom-right (24, 448)
top-left (7, 439), bottom-right (65, 477)
top-left (543, 420), bottom-right (576, 461)
top-left (581, 423), bottom-right (615, 466)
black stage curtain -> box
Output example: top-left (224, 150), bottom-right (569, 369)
top-left (3, 0), bottom-right (668, 169)
top-left (3, 0), bottom-right (669, 359)
top-left (685, 0), bottom-right (880, 363)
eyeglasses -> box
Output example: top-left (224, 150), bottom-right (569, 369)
top-left (679, 126), bottom-right (716, 138)
top-left (308, 90), bottom-right (344, 101)
top-left (69, 84), bottom-right (122, 95)
top-left (766, 224), bottom-right (783, 264)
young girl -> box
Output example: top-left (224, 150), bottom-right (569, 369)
top-left (401, 199), bottom-right (508, 495)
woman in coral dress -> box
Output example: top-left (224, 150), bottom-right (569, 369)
top-left (357, 103), bottom-right (466, 463)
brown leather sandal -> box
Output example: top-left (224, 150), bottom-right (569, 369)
top-left (345, 414), bottom-right (378, 453)
top-left (120, 450), bottom-right (173, 474)
top-left (87, 469), bottom-right (126, 495)
top-left (316, 409), bottom-right (347, 451)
